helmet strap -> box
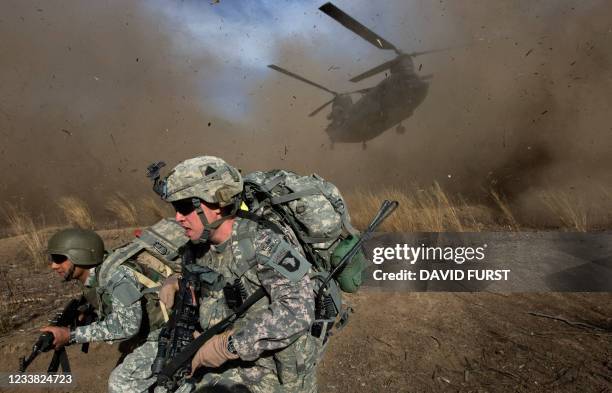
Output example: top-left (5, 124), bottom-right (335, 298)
top-left (193, 198), bottom-right (240, 244)
top-left (64, 262), bottom-right (75, 281)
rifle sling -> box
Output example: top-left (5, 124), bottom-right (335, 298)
top-left (47, 348), bottom-right (71, 373)
top-left (159, 287), bottom-right (266, 379)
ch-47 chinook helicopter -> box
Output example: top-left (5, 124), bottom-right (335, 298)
top-left (268, 2), bottom-right (442, 148)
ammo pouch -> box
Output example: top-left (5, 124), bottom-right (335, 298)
top-left (273, 334), bottom-right (318, 386)
top-left (223, 279), bottom-right (248, 312)
top-left (311, 293), bottom-right (338, 341)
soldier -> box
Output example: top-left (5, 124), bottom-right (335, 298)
top-left (42, 222), bottom-right (187, 393)
top-left (157, 156), bottom-right (321, 393)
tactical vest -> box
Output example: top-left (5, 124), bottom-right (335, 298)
top-left (82, 266), bottom-right (113, 319)
top-left (196, 217), bottom-right (320, 384)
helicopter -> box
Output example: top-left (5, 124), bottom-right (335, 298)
top-left (268, 2), bottom-right (441, 148)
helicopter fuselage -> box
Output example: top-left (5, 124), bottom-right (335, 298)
top-left (325, 67), bottom-right (429, 143)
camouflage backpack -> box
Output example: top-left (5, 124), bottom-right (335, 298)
top-left (98, 218), bottom-right (188, 330)
top-left (241, 170), bottom-right (368, 334)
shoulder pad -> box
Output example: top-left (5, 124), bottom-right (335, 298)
top-left (108, 266), bottom-right (142, 306)
top-left (98, 242), bottom-right (142, 287)
top-left (233, 218), bottom-right (259, 266)
top-left (135, 218), bottom-right (188, 263)
top-left (254, 231), bottom-right (310, 282)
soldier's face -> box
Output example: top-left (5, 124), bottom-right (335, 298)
top-left (49, 254), bottom-right (73, 278)
top-left (49, 255), bottom-right (89, 282)
top-left (175, 207), bottom-right (205, 241)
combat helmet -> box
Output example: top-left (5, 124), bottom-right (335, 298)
top-left (47, 228), bottom-right (105, 266)
top-left (149, 156), bottom-right (243, 243)
top-left (162, 156), bottom-right (243, 207)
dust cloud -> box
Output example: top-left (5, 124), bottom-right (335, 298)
top-left (1, 0), bottom-right (611, 227)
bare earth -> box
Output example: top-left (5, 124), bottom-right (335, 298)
top-left (1, 232), bottom-right (610, 393)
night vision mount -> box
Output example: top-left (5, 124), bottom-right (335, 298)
top-left (147, 161), bottom-right (167, 198)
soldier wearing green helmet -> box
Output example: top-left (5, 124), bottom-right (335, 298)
top-left (157, 156), bottom-right (320, 393)
top-left (41, 223), bottom-right (187, 393)
top-left (46, 227), bottom-right (105, 281)
top-left (41, 225), bottom-right (147, 353)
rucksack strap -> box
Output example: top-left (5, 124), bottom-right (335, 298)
top-left (270, 188), bottom-right (318, 205)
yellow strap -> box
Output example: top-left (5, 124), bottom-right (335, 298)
top-left (132, 270), bottom-right (158, 288)
top-left (131, 270), bottom-right (169, 322)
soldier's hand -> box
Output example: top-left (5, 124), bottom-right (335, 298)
top-left (39, 326), bottom-right (71, 348)
top-left (159, 274), bottom-right (180, 309)
top-left (191, 330), bottom-right (239, 372)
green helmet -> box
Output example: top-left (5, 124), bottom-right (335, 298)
top-left (162, 156), bottom-right (243, 207)
top-left (47, 228), bottom-right (105, 266)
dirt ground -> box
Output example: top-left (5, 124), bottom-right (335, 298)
top-left (0, 231), bottom-right (610, 393)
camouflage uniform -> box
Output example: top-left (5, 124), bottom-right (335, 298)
top-left (73, 264), bottom-right (143, 344)
top-left (181, 214), bottom-right (320, 393)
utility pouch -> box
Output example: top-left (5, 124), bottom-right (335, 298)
top-left (223, 279), bottom-right (247, 312)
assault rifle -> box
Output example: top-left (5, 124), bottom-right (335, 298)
top-left (151, 243), bottom-right (203, 391)
top-left (151, 242), bottom-right (266, 392)
top-left (19, 296), bottom-right (96, 373)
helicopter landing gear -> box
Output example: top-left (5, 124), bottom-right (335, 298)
top-left (362, 141), bottom-right (367, 150)
top-left (396, 123), bottom-right (406, 134)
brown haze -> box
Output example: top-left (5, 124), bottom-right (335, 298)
top-left (1, 0), bottom-right (611, 228)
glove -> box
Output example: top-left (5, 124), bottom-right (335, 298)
top-left (159, 274), bottom-right (180, 309)
top-left (191, 330), bottom-right (239, 372)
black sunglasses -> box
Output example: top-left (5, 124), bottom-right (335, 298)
top-left (172, 199), bottom-right (197, 216)
top-left (49, 254), bottom-right (68, 264)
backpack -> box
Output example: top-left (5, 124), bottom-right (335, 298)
top-left (99, 218), bottom-right (188, 330)
top-left (241, 170), bottom-right (368, 332)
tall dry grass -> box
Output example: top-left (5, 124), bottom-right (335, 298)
top-left (1, 203), bottom-right (48, 266)
top-left (490, 190), bottom-right (520, 231)
top-left (539, 191), bottom-right (588, 232)
top-left (57, 196), bottom-right (94, 229)
top-left (346, 182), bottom-right (493, 232)
top-left (106, 192), bottom-right (138, 226)
top-left (140, 196), bottom-right (171, 223)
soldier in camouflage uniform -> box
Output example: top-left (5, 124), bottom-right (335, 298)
top-left (157, 156), bottom-right (321, 393)
top-left (42, 223), bottom-right (187, 393)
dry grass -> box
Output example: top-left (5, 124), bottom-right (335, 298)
top-left (346, 183), bottom-right (492, 232)
top-left (140, 196), bottom-right (172, 224)
top-left (0, 203), bottom-right (48, 266)
top-left (0, 302), bottom-right (19, 334)
top-left (105, 192), bottom-right (138, 226)
top-left (57, 196), bottom-right (94, 229)
top-left (490, 189), bottom-right (520, 231)
top-left (539, 191), bottom-right (588, 232)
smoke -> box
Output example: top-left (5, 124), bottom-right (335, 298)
top-left (0, 0), bottom-right (611, 227)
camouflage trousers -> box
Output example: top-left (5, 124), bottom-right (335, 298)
top-left (172, 333), bottom-right (323, 393)
top-left (108, 339), bottom-right (158, 393)
top-left (170, 365), bottom-right (317, 393)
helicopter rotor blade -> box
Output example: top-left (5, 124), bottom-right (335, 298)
top-left (349, 58), bottom-right (398, 83)
top-left (308, 97), bottom-right (336, 117)
top-left (348, 87), bottom-right (373, 94)
top-left (406, 48), bottom-right (449, 57)
top-left (267, 64), bottom-right (337, 95)
top-left (319, 2), bottom-right (399, 52)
